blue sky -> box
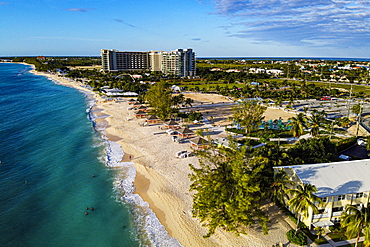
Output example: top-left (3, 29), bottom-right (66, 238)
top-left (1, 0), bottom-right (369, 58)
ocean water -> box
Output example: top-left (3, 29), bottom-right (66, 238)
top-left (0, 63), bottom-right (180, 247)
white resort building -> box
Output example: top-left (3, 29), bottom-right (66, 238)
top-left (275, 159), bottom-right (370, 228)
top-left (101, 48), bottom-right (196, 77)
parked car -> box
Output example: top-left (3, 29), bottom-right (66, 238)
top-left (166, 129), bottom-right (178, 135)
top-left (176, 150), bottom-right (188, 158)
top-left (339, 154), bottom-right (351, 161)
top-left (357, 138), bottom-right (367, 146)
top-left (172, 136), bottom-right (182, 143)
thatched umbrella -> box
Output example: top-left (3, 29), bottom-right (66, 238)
top-left (164, 120), bottom-right (179, 129)
top-left (189, 136), bottom-right (210, 149)
top-left (177, 127), bottom-right (194, 138)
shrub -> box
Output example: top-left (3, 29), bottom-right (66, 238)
top-left (188, 111), bottom-right (203, 121)
top-left (286, 229), bottom-right (308, 246)
top-left (336, 137), bottom-right (356, 152)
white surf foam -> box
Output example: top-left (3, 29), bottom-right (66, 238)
top-left (105, 141), bottom-right (182, 247)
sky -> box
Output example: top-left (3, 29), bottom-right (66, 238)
top-left (0, 0), bottom-right (369, 58)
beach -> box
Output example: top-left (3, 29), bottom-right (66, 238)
top-left (30, 68), bottom-right (298, 246)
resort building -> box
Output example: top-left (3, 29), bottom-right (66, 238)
top-left (101, 48), bottom-right (196, 77)
top-left (177, 48), bottom-right (196, 77)
top-left (101, 49), bottom-right (149, 72)
top-left (159, 50), bottom-right (181, 77)
top-left (275, 159), bottom-right (370, 228)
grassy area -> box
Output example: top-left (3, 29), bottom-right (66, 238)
top-left (328, 231), bottom-right (349, 242)
top-left (314, 236), bottom-right (329, 245)
top-left (182, 82), bottom-right (241, 90)
top-left (302, 81), bottom-right (370, 95)
top-left (243, 77), bottom-right (370, 96)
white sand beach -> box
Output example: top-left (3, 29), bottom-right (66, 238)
top-left (30, 68), bottom-right (298, 246)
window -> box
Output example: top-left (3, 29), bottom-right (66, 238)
top-left (332, 218), bottom-right (341, 224)
top-left (355, 193), bottom-right (364, 198)
top-left (336, 195), bottom-right (345, 201)
top-left (318, 209), bottom-right (325, 214)
top-left (322, 197), bottom-right (327, 203)
top-left (332, 207), bottom-right (344, 212)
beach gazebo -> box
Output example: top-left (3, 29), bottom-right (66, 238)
top-left (135, 110), bottom-right (147, 118)
top-left (189, 137), bottom-right (209, 149)
top-left (133, 102), bottom-right (142, 108)
top-left (137, 105), bottom-right (148, 112)
top-left (177, 127), bottom-right (195, 139)
top-left (128, 99), bottom-right (137, 105)
top-left (164, 120), bottom-right (180, 129)
top-left (146, 115), bottom-right (160, 124)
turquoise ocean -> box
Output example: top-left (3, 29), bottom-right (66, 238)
top-left (0, 63), bottom-right (180, 247)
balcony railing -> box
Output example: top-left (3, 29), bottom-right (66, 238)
top-left (313, 213), bottom-right (329, 219)
top-left (332, 211), bottom-right (343, 217)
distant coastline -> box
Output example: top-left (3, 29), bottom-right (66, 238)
top-left (198, 57), bottom-right (370, 62)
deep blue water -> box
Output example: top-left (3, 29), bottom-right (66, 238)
top-left (0, 63), bottom-right (140, 247)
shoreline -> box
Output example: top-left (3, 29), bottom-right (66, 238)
top-left (27, 66), bottom-right (184, 245)
top-left (24, 64), bottom-right (296, 246)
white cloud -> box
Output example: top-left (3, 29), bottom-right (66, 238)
top-left (211, 0), bottom-right (370, 48)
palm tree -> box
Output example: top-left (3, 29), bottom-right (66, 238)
top-left (287, 113), bottom-right (308, 138)
top-left (288, 183), bottom-right (322, 230)
top-left (270, 170), bottom-right (294, 205)
top-left (314, 226), bottom-right (325, 240)
top-left (341, 205), bottom-right (370, 247)
top-left (184, 98), bottom-right (194, 107)
top-left (308, 112), bottom-right (325, 137)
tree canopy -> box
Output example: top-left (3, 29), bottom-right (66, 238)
top-left (341, 205), bottom-right (370, 247)
top-left (232, 100), bottom-right (266, 134)
top-left (144, 81), bottom-right (173, 120)
top-left (189, 143), bottom-right (273, 238)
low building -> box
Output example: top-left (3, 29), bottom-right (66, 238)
top-left (276, 159), bottom-right (370, 228)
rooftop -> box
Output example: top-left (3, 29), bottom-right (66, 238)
top-left (278, 159), bottom-right (370, 197)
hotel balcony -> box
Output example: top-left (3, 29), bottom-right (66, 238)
top-left (313, 213), bottom-right (329, 219)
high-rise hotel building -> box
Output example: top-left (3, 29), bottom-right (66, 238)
top-left (101, 49), bottom-right (149, 72)
top-left (101, 48), bottom-right (196, 77)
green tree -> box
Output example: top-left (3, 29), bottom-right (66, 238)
top-left (314, 226), bottom-right (325, 240)
top-left (341, 205), bottom-right (370, 247)
top-left (352, 103), bottom-right (363, 116)
top-left (145, 81), bottom-right (172, 120)
top-left (288, 183), bottom-right (322, 230)
top-left (172, 93), bottom-right (185, 108)
top-left (287, 137), bottom-right (337, 165)
top-left (184, 98), bottom-right (194, 107)
top-left (270, 170), bottom-right (294, 205)
top-left (287, 113), bottom-right (308, 137)
top-left (232, 100), bottom-right (266, 134)
top-left (308, 112), bottom-right (326, 137)
top-left (189, 145), bottom-right (271, 238)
